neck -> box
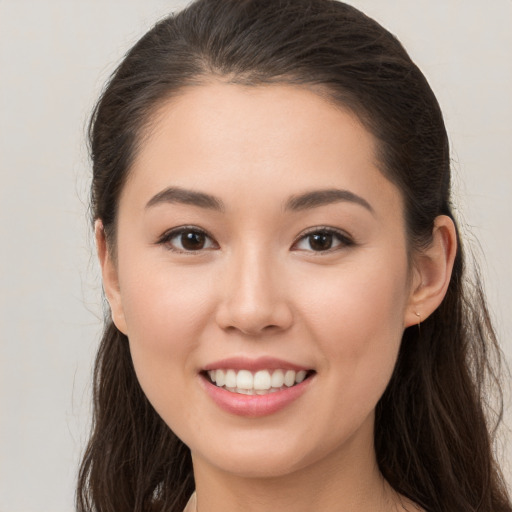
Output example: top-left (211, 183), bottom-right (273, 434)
top-left (191, 420), bottom-right (408, 512)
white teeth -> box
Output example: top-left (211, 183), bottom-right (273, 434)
top-left (296, 370), bottom-right (307, 383)
top-left (284, 370), bottom-right (295, 387)
top-left (271, 369), bottom-right (284, 388)
top-left (225, 369), bottom-right (237, 388)
top-left (216, 369), bottom-right (226, 387)
top-left (253, 370), bottom-right (271, 390)
top-left (206, 368), bottom-right (311, 394)
top-left (236, 370), bottom-right (253, 389)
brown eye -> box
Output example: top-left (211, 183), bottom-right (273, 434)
top-left (159, 227), bottom-right (218, 253)
top-left (293, 228), bottom-right (353, 253)
top-left (180, 231), bottom-right (206, 250)
top-left (308, 232), bottom-right (333, 251)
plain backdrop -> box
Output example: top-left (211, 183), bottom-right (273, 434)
top-left (0, 1), bottom-right (511, 510)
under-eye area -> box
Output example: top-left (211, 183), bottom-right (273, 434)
top-left (201, 369), bottom-right (316, 395)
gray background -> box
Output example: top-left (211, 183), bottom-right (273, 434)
top-left (0, 1), bottom-right (510, 510)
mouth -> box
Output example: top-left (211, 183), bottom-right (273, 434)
top-left (201, 368), bottom-right (316, 396)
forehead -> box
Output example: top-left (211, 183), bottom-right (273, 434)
top-left (122, 82), bottom-right (401, 216)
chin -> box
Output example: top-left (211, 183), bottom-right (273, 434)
top-left (196, 450), bottom-right (310, 479)
top-left (189, 429), bottom-right (338, 480)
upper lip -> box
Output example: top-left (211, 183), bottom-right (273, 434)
top-left (202, 356), bottom-right (312, 372)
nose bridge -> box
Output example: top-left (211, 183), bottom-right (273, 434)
top-left (236, 243), bottom-right (274, 305)
top-left (216, 241), bottom-right (292, 334)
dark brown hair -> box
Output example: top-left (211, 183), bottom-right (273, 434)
top-left (78, 1), bottom-right (511, 511)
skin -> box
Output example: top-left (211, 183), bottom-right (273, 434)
top-left (97, 83), bottom-right (456, 512)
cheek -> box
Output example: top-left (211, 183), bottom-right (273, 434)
top-left (302, 256), bottom-right (408, 332)
top-left (283, 258), bottom-right (409, 452)
top-left (116, 254), bottom-right (216, 414)
top-left (118, 243), bottom-right (216, 340)
top-left (297, 254), bottom-right (409, 393)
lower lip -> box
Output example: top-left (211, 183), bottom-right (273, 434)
top-left (200, 374), bottom-right (314, 418)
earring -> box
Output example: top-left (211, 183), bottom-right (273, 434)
top-left (415, 311), bottom-right (421, 331)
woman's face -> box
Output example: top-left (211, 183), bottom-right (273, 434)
top-left (105, 83), bottom-right (421, 478)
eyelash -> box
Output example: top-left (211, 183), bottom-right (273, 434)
top-left (156, 226), bottom-right (354, 254)
top-left (156, 226), bottom-right (218, 254)
top-left (291, 227), bottom-right (354, 253)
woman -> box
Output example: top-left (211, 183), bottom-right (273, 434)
top-left (77, 1), bottom-right (511, 511)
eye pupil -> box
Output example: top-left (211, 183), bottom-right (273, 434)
top-left (309, 232), bottom-right (333, 251)
top-left (181, 231), bottom-right (205, 250)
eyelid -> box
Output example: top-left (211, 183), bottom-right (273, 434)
top-left (156, 225), bottom-right (219, 253)
top-left (291, 226), bottom-right (355, 252)
top-left (155, 224), bottom-right (353, 253)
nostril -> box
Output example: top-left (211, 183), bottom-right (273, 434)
top-left (222, 323), bottom-right (285, 337)
top-left (215, 292), bottom-right (294, 335)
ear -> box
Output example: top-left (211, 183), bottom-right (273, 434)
top-left (95, 220), bottom-right (128, 334)
top-left (404, 215), bottom-right (457, 327)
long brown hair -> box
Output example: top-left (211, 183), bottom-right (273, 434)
top-left (78, 1), bottom-right (511, 510)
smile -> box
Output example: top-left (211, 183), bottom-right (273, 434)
top-left (200, 357), bottom-right (316, 416)
top-left (206, 369), bottom-right (310, 395)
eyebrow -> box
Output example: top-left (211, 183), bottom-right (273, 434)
top-left (285, 188), bottom-right (374, 214)
top-left (145, 186), bottom-right (225, 211)
top-left (145, 186), bottom-right (373, 215)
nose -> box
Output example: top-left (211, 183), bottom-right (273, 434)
top-left (215, 247), bottom-right (294, 336)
